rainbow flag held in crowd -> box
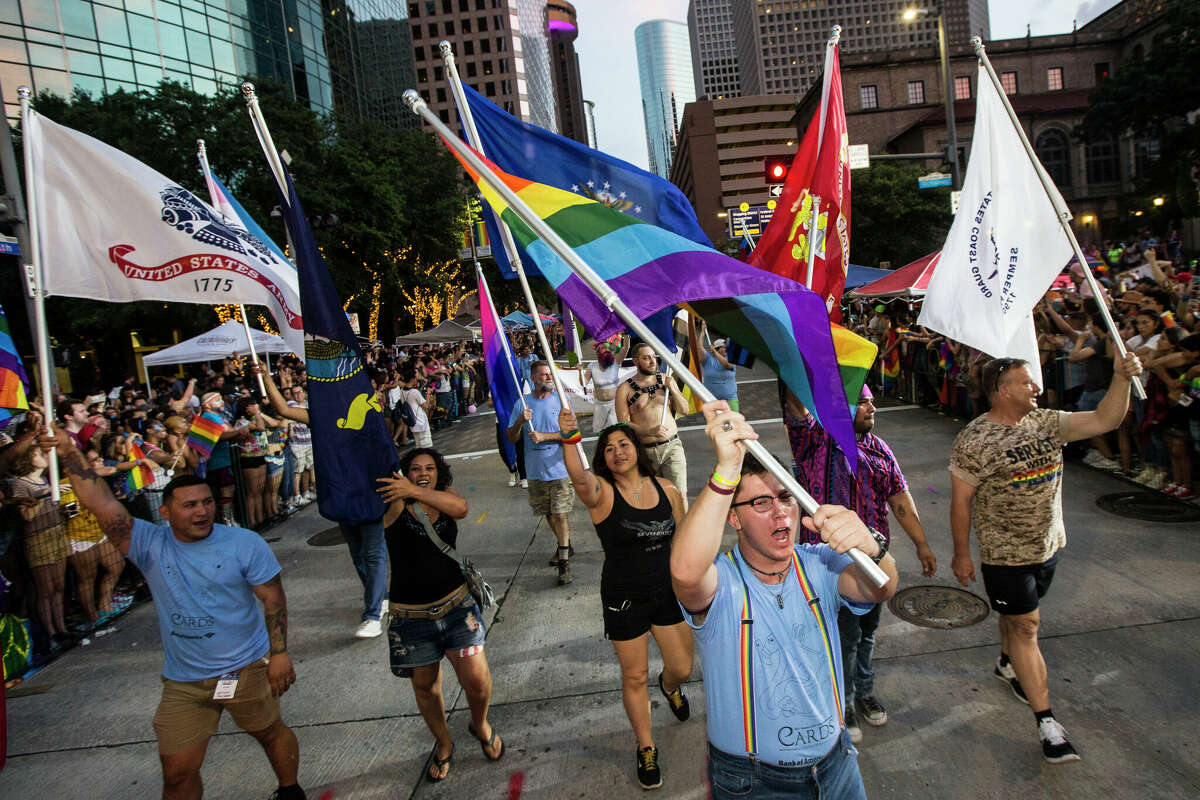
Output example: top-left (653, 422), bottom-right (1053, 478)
top-left (478, 270), bottom-right (522, 471)
top-left (454, 145), bottom-right (867, 468)
top-left (0, 301), bottom-right (30, 425)
top-left (186, 412), bottom-right (225, 460)
top-left (125, 439), bottom-right (154, 493)
top-left (832, 323), bottom-right (877, 401)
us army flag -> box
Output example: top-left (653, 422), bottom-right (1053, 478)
top-left (25, 109), bottom-right (304, 356)
top-left (917, 64), bottom-right (1072, 384)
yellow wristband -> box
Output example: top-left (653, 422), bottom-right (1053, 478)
top-left (711, 470), bottom-right (740, 488)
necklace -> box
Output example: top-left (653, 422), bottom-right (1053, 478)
top-left (619, 475), bottom-right (646, 505)
top-left (746, 560), bottom-right (792, 608)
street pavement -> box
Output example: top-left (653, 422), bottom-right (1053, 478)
top-left (2, 368), bottom-right (1199, 799)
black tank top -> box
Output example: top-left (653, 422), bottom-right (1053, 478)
top-left (594, 475), bottom-right (675, 594)
top-left (385, 504), bottom-right (464, 604)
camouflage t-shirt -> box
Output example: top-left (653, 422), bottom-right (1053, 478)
top-left (949, 409), bottom-right (1070, 566)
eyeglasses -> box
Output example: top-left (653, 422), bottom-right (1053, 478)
top-left (730, 491), bottom-right (797, 513)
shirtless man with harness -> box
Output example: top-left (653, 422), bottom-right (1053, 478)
top-left (616, 342), bottom-right (690, 502)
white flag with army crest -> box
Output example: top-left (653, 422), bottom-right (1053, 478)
top-left (917, 64), bottom-right (1072, 384)
top-left (26, 109), bottom-right (304, 356)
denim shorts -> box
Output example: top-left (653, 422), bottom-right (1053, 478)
top-left (388, 595), bottom-right (486, 678)
top-left (707, 730), bottom-right (866, 800)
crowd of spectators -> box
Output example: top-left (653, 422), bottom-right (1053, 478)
top-left (849, 229), bottom-right (1199, 498)
top-left (0, 337), bottom-right (491, 673)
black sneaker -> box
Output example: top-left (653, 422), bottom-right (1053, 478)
top-left (658, 671), bottom-right (690, 721)
top-left (993, 658), bottom-right (1029, 705)
top-left (856, 695), bottom-right (887, 726)
top-left (557, 559), bottom-right (572, 586)
top-left (636, 745), bottom-right (662, 790)
top-left (844, 704), bottom-right (862, 744)
top-left (1038, 717), bottom-right (1081, 763)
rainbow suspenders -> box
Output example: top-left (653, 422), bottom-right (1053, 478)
top-left (727, 548), bottom-right (844, 758)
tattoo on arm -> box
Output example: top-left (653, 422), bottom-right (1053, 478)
top-left (264, 607), bottom-right (288, 655)
top-left (895, 503), bottom-right (907, 518)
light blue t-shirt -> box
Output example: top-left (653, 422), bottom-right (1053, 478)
top-left (129, 518), bottom-right (282, 681)
top-left (508, 392), bottom-right (568, 482)
top-left (682, 544), bottom-right (867, 766)
top-left (516, 355), bottom-right (536, 389)
top-left (702, 352), bottom-right (738, 400)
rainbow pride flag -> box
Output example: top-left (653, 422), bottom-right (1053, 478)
top-left (456, 145), bottom-right (866, 467)
top-left (125, 439), bottom-right (154, 493)
top-left (0, 301), bottom-right (30, 424)
top-left (832, 323), bottom-right (877, 402)
top-left (186, 411), bottom-right (226, 460)
top-left (478, 271), bottom-right (522, 471)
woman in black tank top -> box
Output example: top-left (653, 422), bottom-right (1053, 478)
top-left (557, 406), bottom-right (694, 790)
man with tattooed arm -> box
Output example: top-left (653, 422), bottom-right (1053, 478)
top-left (41, 426), bottom-right (306, 800)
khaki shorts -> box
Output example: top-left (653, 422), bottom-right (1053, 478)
top-left (24, 526), bottom-right (70, 568)
top-left (152, 657), bottom-right (280, 754)
top-left (646, 437), bottom-right (687, 499)
top-left (290, 444), bottom-right (314, 472)
top-left (528, 478), bottom-right (574, 515)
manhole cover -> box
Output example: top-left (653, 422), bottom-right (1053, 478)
top-left (1096, 491), bottom-right (1200, 523)
top-left (307, 526), bottom-right (345, 547)
top-left (888, 586), bottom-right (990, 630)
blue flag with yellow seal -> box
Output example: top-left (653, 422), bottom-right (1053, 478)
top-left (274, 166), bottom-right (397, 524)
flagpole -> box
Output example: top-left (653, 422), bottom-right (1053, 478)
top-left (804, 193), bottom-right (821, 290)
top-left (441, 41), bottom-right (588, 467)
top-left (474, 245), bottom-right (527, 413)
top-left (239, 83), bottom-right (297, 259)
top-left (196, 138), bottom-right (268, 397)
top-left (404, 90), bottom-right (887, 587)
top-left (971, 37), bottom-right (1145, 400)
top-left (18, 86), bottom-right (59, 501)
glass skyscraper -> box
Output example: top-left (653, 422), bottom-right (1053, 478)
top-left (0, 1), bottom-right (415, 129)
top-left (634, 18), bottom-right (694, 178)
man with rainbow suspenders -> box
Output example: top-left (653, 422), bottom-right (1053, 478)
top-left (671, 401), bottom-right (899, 799)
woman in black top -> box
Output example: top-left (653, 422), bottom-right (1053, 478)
top-left (376, 448), bottom-right (504, 783)
top-left (558, 407), bottom-right (693, 791)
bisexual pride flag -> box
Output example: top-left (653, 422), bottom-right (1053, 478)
top-left (274, 165), bottom-right (397, 525)
top-left (452, 145), bottom-right (868, 468)
top-left (478, 271), bottom-right (521, 471)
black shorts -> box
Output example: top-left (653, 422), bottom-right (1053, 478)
top-left (601, 586), bottom-right (684, 641)
top-left (980, 554), bottom-right (1059, 616)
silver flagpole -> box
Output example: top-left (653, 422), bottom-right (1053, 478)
top-left (804, 193), bottom-right (822, 290)
top-left (240, 83), bottom-right (297, 260)
top-left (18, 86), bottom-right (59, 500)
top-left (802, 27), bottom-right (840, 291)
top-left (972, 37), bottom-right (1145, 400)
top-left (441, 41), bottom-right (587, 466)
top-left (404, 90), bottom-right (888, 587)
top-left (474, 243), bottom-right (527, 413)
top-left (196, 138), bottom-right (267, 396)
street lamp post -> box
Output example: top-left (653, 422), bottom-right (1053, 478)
top-left (904, 2), bottom-right (961, 190)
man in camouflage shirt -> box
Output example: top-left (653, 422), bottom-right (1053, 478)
top-left (949, 352), bottom-right (1141, 765)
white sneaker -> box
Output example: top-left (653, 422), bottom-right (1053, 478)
top-left (520, 479), bottom-right (528, 489)
top-left (1082, 449), bottom-right (1104, 467)
top-left (1146, 469), bottom-right (1168, 490)
top-left (508, 473), bottom-right (517, 487)
top-left (354, 618), bottom-right (383, 638)
top-left (305, 490), bottom-right (317, 501)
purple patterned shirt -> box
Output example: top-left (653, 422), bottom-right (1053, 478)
top-left (784, 408), bottom-right (907, 545)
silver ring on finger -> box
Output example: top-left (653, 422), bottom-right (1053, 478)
top-left (722, 420), bottom-right (733, 432)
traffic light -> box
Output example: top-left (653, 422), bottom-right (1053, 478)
top-left (764, 156), bottom-right (789, 184)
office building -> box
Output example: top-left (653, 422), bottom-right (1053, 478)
top-left (635, 19), bottom-right (695, 178)
top-left (669, 94), bottom-right (801, 243)
top-left (688, 0), bottom-right (740, 100)
top-left (730, 0), bottom-right (989, 99)
top-left (327, 1), bottom-right (419, 131)
top-left (546, 1), bottom-right (587, 144)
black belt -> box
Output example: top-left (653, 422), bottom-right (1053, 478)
top-left (646, 434), bottom-right (679, 447)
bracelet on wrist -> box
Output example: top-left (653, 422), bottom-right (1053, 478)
top-left (560, 429), bottom-right (582, 445)
top-left (711, 469), bottom-right (740, 488)
top-left (706, 478), bottom-right (735, 496)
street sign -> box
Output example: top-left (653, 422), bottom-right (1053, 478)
top-left (848, 144), bottom-right (870, 170)
top-left (0, 233), bottom-right (18, 256)
top-left (768, 184), bottom-right (784, 198)
top-left (918, 172), bottom-right (952, 189)
top-left (950, 190), bottom-right (962, 215)
top-left (728, 204), bottom-right (776, 237)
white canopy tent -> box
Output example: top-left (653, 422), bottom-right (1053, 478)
top-left (141, 320), bottom-right (295, 394)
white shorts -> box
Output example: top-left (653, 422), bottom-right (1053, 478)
top-left (592, 400), bottom-right (617, 433)
top-left (291, 444), bottom-right (314, 472)
top-left (414, 429), bottom-right (433, 449)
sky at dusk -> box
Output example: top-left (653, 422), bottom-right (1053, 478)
top-left (570, 0), bottom-right (1122, 171)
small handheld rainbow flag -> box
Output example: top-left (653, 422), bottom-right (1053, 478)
top-left (125, 439), bottom-right (154, 493)
top-left (187, 411), bottom-right (226, 460)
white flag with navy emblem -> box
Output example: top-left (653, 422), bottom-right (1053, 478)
top-left (917, 64), bottom-right (1072, 385)
top-left (26, 109), bottom-right (304, 355)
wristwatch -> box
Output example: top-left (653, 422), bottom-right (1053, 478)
top-left (868, 528), bottom-right (888, 564)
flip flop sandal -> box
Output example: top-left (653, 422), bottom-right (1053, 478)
top-left (468, 722), bottom-right (505, 762)
top-left (425, 742), bottom-right (454, 783)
